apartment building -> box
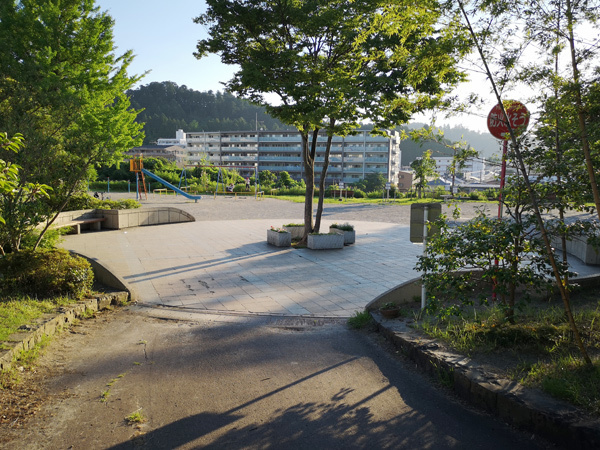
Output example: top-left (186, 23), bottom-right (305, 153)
top-left (157, 129), bottom-right (401, 184)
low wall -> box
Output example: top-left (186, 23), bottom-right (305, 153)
top-left (551, 236), bottom-right (600, 265)
top-left (53, 207), bottom-right (195, 231)
top-left (101, 207), bottom-right (195, 229)
top-left (366, 278), bottom-right (422, 311)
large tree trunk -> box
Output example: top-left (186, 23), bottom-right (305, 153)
top-left (314, 121), bottom-right (335, 233)
top-left (300, 128), bottom-right (318, 245)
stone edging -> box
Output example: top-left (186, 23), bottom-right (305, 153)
top-left (0, 292), bottom-right (128, 373)
top-left (375, 316), bottom-right (600, 449)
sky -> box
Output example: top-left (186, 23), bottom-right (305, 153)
top-left (96, 0), bottom-right (235, 93)
top-left (95, 0), bottom-right (499, 134)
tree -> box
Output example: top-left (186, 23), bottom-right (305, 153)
top-left (0, 0), bottom-right (144, 250)
top-left (258, 170), bottom-right (276, 188)
top-left (410, 150), bottom-right (438, 198)
top-left (195, 0), bottom-right (468, 242)
top-left (0, 133), bottom-right (51, 255)
top-left (275, 171), bottom-right (297, 189)
top-left (355, 173), bottom-right (387, 193)
top-left (438, 0), bottom-right (597, 364)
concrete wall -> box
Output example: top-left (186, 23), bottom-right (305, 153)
top-left (101, 207), bottom-right (194, 229)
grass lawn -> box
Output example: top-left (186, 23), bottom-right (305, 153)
top-left (412, 290), bottom-right (600, 416)
top-left (0, 296), bottom-right (77, 350)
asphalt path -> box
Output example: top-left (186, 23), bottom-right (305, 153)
top-left (1, 196), bottom-right (561, 448)
top-left (5, 307), bottom-right (549, 449)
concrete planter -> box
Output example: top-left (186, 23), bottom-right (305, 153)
top-left (307, 233), bottom-right (344, 250)
top-left (329, 227), bottom-right (356, 245)
top-left (284, 225), bottom-right (304, 240)
top-left (267, 229), bottom-right (291, 247)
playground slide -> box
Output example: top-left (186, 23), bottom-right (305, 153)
top-left (141, 168), bottom-right (203, 202)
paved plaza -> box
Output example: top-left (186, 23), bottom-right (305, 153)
top-left (62, 194), bottom-right (600, 318)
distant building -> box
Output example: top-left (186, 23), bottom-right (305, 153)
top-left (431, 156), bottom-right (486, 181)
top-left (125, 144), bottom-right (185, 167)
top-left (156, 129), bottom-right (401, 184)
top-left (397, 170), bottom-right (413, 192)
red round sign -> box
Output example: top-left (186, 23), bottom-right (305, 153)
top-left (487, 101), bottom-right (530, 140)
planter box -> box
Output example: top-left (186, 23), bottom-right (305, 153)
top-left (329, 227), bottom-right (356, 245)
top-left (307, 233), bottom-right (344, 250)
top-left (284, 225), bottom-right (304, 240)
top-left (267, 229), bottom-right (291, 247)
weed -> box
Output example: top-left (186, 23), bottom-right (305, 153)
top-left (18, 335), bottom-right (52, 368)
top-left (126, 409), bottom-right (147, 425)
top-left (100, 390), bottom-right (110, 402)
top-left (523, 356), bottom-right (600, 415)
top-left (431, 361), bottom-right (454, 389)
top-left (133, 362), bottom-right (142, 366)
top-left (80, 308), bottom-right (96, 319)
top-left (347, 310), bottom-right (373, 329)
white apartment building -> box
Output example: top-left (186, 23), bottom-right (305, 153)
top-left (157, 129), bottom-right (401, 184)
top-left (432, 156), bottom-right (486, 181)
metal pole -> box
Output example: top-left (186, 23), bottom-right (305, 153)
top-left (493, 140), bottom-right (508, 301)
top-left (421, 205), bottom-right (429, 310)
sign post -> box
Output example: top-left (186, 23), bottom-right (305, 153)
top-left (487, 101), bottom-right (530, 300)
top-left (410, 203), bottom-right (442, 309)
top-left (487, 101), bottom-right (530, 220)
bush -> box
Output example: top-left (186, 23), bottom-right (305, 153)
top-left (353, 189), bottom-right (366, 198)
top-left (19, 228), bottom-right (66, 251)
top-left (0, 249), bottom-right (94, 299)
top-left (367, 190), bottom-right (383, 199)
top-left (64, 193), bottom-right (140, 211)
top-left (470, 191), bottom-right (486, 201)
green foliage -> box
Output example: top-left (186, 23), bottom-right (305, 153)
top-left (196, 0), bottom-right (469, 236)
top-left (331, 222), bottom-right (354, 231)
top-left (410, 150), bottom-right (437, 199)
top-left (0, 296), bottom-right (74, 344)
top-left (0, 249), bottom-right (94, 300)
top-left (353, 189), bottom-right (366, 198)
top-left (0, 0), bottom-right (144, 249)
top-left (347, 310), bottom-right (374, 330)
top-left (354, 172), bottom-right (387, 193)
top-left (129, 82), bottom-right (295, 144)
top-left (19, 228), bottom-right (65, 251)
top-left (64, 193), bottom-right (140, 211)
top-left (416, 212), bottom-right (553, 320)
top-left (0, 133), bottom-right (51, 255)
top-left (275, 171), bottom-right (297, 189)
top-left (525, 357), bottom-right (600, 415)
top-left (258, 170), bottom-right (277, 187)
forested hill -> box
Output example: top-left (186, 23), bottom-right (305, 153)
top-left (128, 81), bottom-right (499, 162)
top-left (128, 81), bottom-right (294, 144)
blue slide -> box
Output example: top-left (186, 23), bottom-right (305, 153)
top-left (141, 168), bottom-right (202, 202)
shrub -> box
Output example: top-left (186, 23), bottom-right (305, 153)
top-left (367, 190), bottom-right (383, 199)
top-left (64, 193), bottom-right (140, 211)
top-left (20, 228), bottom-right (66, 251)
top-left (331, 222), bottom-right (354, 231)
top-left (353, 189), bottom-right (366, 198)
top-left (469, 191), bottom-right (486, 201)
top-left (0, 249), bottom-right (94, 299)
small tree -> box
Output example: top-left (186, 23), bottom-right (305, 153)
top-left (196, 0), bottom-right (469, 243)
top-left (258, 170), bottom-right (276, 188)
top-left (355, 173), bottom-right (387, 193)
top-left (410, 150), bottom-right (438, 198)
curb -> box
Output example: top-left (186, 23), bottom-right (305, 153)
top-left (374, 314), bottom-right (600, 449)
top-left (0, 292), bottom-right (128, 372)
